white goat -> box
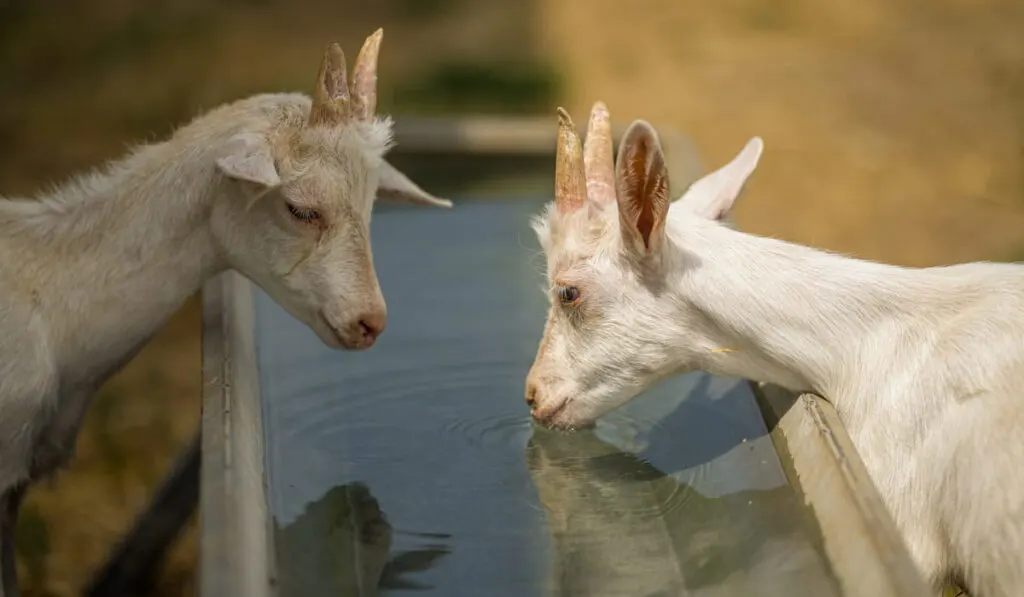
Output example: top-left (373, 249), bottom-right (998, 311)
top-left (524, 103), bottom-right (1024, 597)
top-left (0, 29), bottom-right (448, 596)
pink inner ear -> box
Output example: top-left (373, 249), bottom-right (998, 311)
top-left (616, 122), bottom-right (669, 252)
top-left (637, 198), bottom-right (656, 250)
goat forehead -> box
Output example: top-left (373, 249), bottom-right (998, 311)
top-left (291, 159), bottom-right (374, 208)
top-left (291, 122), bottom-right (390, 187)
top-left (535, 201), bottom-right (622, 281)
top-left (308, 147), bottom-right (373, 185)
top-left (545, 236), bottom-right (618, 282)
top-left (300, 118), bottom-right (393, 157)
top-left (547, 253), bottom-right (589, 283)
top-left (549, 204), bottom-right (617, 244)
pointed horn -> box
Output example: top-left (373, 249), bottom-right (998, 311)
top-left (352, 28), bottom-right (383, 121)
top-left (555, 107), bottom-right (586, 213)
top-left (583, 101), bottom-right (615, 204)
top-left (308, 42), bottom-right (352, 127)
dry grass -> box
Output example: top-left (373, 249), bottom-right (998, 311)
top-left (540, 0), bottom-right (1024, 266)
top-left (0, 0), bottom-right (1021, 595)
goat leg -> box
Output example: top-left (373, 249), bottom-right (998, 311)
top-left (0, 484), bottom-right (26, 597)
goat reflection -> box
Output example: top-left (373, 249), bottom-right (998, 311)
top-left (274, 482), bottom-right (450, 596)
top-left (526, 427), bottom-right (841, 597)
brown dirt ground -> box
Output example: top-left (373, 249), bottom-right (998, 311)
top-left (1, 0), bottom-right (1021, 595)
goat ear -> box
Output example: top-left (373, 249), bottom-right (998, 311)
top-left (615, 120), bottom-right (670, 255)
top-left (216, 133), bottom-right (281, 190)
top-left (679, 137), bottom-right (762, 221)
top-left (376, 161), bottom-right (452, 208)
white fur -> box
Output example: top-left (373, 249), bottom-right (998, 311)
top-left (526, 127), bottom-right (1024, 596)
top-left (0, 87), bottom-right (447, 595)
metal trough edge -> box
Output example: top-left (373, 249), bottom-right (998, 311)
top-left (200, 272), bottom-right (274, 597)
top-left (753, 382), bottom-right (931, 596)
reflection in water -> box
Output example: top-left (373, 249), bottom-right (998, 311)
top-left (275, 482), bottom-right (450, 596)
top-left (527, 427), bottom-right (842, 597)
top-left (256, 198), bottom-right (844, 595)
top-left (528, 427), bottom-right (688, 596)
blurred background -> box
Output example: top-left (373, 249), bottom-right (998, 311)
top-left (1, 0), bottom-right (1022, 595)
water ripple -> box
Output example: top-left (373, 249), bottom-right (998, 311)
top-left (442, 412), bottom-right (534, 454)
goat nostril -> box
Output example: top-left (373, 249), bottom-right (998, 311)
top-left (357, 312), bottom-right (387, 342)
top-left (358, 320), bottom-right (377, 341)
top-left (525, 383), bottom-right (538, 408)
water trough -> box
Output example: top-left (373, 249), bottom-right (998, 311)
top-left (197, 117), bottom-right (930, 597)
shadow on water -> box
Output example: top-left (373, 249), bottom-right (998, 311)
top-left (274, 482), bottom-right (451, 596)
top-left (603, 372), bottom-right (769, 469)
top-left (527, 421), bottom-right (843, 597)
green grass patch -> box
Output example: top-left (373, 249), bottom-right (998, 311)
top-left (15, 502), bottom-right (50, 589)
top-left (390, 59), bottom-right (561, 115)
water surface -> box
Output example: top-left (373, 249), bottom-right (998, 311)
top-left (255, 197), bottom-right (842, 596)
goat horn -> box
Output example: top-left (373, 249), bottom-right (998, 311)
top-left (555, 108), bottom-right (586, 213)
top-left (584, 101), bottom-right (615, 204)
top-left (308, 42), bottom-right (352, 127)
top-left (352, 28), bottom-right (383, 121)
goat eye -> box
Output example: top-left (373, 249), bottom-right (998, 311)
top-left (557, 286), bottom-right (581, 305)
top-left (286, 202), bottom-right (321, 223)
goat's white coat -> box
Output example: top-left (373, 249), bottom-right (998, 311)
top-left (0, 82), bottom-right (448, 597)
top-left (0, 31), bottom-right (452, 596)
top-left (3, 93), bottom-right (366, 487)
top-left (526, 118), bottom-right (1024, 596)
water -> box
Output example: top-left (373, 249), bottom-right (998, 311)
top-left (255, 197), bottom-right (843, 596)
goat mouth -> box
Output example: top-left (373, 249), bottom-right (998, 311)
top-left (535, 398), bottom-right (601, 432)
top-left (533, 397), bottom-right (571, 429)
top-left (318, 312), bottom-right (357, 350)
